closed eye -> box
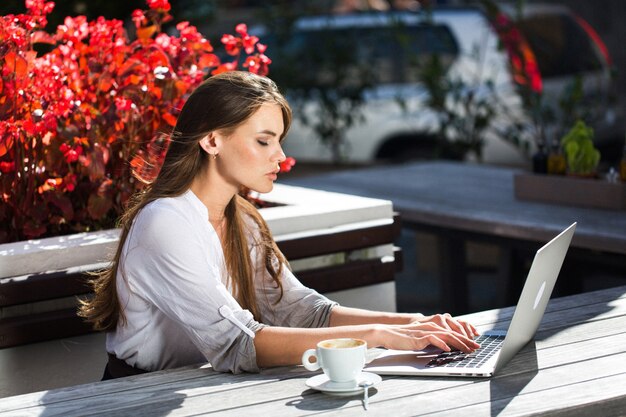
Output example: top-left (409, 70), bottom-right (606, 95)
top-left (257, 140), bottom-right (269, 146)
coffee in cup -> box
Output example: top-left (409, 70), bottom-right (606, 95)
top-left (301, 338), bottom-right (367, 384)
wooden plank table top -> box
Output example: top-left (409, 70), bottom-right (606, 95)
top-left (2, 285), bottom-right (626, 416)
top-left (284, 161), bottom-right (626, 255)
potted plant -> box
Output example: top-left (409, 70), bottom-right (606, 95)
top-left (514, 117), bottom-right (624, 210)
top-left (560, 119), bottom-right (600, 177)
top-left (0, 0), bottom-right (271, 244)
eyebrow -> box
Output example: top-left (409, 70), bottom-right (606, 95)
top-left (257, 129), bottom-right (278, 137)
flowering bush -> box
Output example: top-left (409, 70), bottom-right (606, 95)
top-left (0, 0), bottom-right (282, 243)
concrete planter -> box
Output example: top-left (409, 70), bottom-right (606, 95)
top-left (514, 173), bottom-right (626, 211)
top-left (1, 183), bottom-right (398, 311)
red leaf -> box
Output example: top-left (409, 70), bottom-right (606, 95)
top-left (46, 192), bottom-right (74, 221)
top-left (149, 48), bottom-right (170, 67)
top-left (198, 53), bottom-right (220, 69)
top-left (4, 52), bottom-right (28, 79)
top-left (32, 30), bottom-right (56, 45)
top-left (211, 61), bottom-right (237, 75)
top-left (86, 147), bottom-right (107, 182)
top-left (23, 220), bottom-right (47, 238)
top-left (0, 137), bottom-right (13, 158)
top-left (137, 25), bottom-right (158, 40)
top-left (162, 112), bottom-right (177, 126)
top-left (174, 80), bottom-right (190, 95)
top-left (128, 74), bottom-right (141, 85)
top-left (87, 192), bottom-right (113, 220)
top-left (152, 86), bottom-right (162, 99)
top-left (98, 75), bottom-right (114, 92)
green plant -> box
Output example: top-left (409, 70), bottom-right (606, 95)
top-left (560, 120), bottom-right (600, 175)
top-left (417, 49), bottom-right (501, 162)
top-left (258, 7), bottom-right (375, 163)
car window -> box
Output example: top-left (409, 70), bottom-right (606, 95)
top-left (264, 21), bottom-right (459, 87)
top-left (516, 13), bottom-right (603, 78)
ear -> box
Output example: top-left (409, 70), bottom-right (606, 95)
top-left (199, 133), bottom-right (219, 157)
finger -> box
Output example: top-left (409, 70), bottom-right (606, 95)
top-left (456, 320), bottom-right (479, 337)
top-left (444, 316), bottom-right (480, 339)
top-left (444, 317), bottom-right (470, 339)
top-left (419, 314), bottom-right (443, 327)
top-left (429, 328), bottom-right (480, 353)
top-left (466, 322), bottom-right (480, 337)
top-left (402, 321), bottom-right (446, 332)
top-left (410, 328), bottom-right (478, 353)
top-left (446, 333), bottom-right (480, 353)
top-left (422, 334), bottom-right (451, 352)
top-left (436, 314), bottom-right (452, 330)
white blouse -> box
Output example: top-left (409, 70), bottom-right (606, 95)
top-left (107, 190), bottom-right (337, 373)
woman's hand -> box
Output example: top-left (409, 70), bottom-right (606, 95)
top-left (411, 313), bottom-right (479, 340)
top-left (254, 313), bottom-right (481, 367)
top-left (371, 319), bottom-right (480, 353)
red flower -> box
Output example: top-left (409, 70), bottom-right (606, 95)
top-left (63, 173), bottom-right (77, 191)
top-left (147, 0), bottom-right (171, 12)
top-left (242, 34), bottom-right (259, 54)
top-left (243, 53), bottom-right (271, 76)
top-left (25, 0), bottom-right (54, 14)
top-left (279, 157), bottom-right (296, 173)
top-left (0, 161), bottom-right (15, 173)
top-left (211, 61), bottom-right (237, 75)
top-left (232, 23), bottom-right (258, 54)
top-left (235, 23), bottom-right (248, 36)
top-left (131, 9), bottom-right (146, 28)
top-left (56, 15), bottom-right (89, 43)
top-left (115, 96), bottom-right (134, 111)
top-left (221, 34), bottom-right (241, 56)
top-left (59, 143), bottom-right (83, 163)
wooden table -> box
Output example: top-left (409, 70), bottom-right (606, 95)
top-left (285, 161), bottom-right (626, 314)
top-left (2, 285), bottom-right (625, 416)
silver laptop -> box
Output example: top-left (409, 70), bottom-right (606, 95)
top-left (365, 222), bottom-right (576, 377)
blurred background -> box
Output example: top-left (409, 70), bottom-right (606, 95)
top-left (2, 0), bottom-right (625, 314)
top-left (2, 0), bottom-right (624, 124)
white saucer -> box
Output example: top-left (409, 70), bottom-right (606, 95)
top-left (305, 372), bottom-right (382, 396)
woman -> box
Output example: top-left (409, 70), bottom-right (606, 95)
top-left (79, 71), bottom-right (479, 379)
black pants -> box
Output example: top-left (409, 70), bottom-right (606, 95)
top-left (102, 353), bottom-right (149, 380)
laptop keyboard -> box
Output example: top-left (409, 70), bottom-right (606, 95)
top-left (426, 334), bottom-right (505, 368)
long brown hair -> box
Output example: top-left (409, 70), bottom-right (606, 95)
top-left (79, 71), bottom-right (292, 331)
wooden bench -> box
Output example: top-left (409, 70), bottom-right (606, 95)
top-left (0, 215), bottom-right (402, 349)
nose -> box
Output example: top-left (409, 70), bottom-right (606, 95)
top-left (273, 144), bottom-right (286, 163)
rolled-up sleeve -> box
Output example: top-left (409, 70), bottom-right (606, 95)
top-left (248, 232), bottom-right (338, 328)
top-left (124, 204), bottom-right (264, 373)
top-left (262, 267), bottom-right (338, 328)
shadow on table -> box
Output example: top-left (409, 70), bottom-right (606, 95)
top-left (286, 388), bottom-right (378, 412)
top-left (35, 384), bottom-right (186, 417)
top-left (486, 286), bottom-right (623, 416)
top-left (488, 341), bottom-right (538, 417)
top-left (32, 368), bottom-right (196, 417)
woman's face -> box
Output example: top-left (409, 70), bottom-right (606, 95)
top-left (216, 103), bottom-right (286, 194)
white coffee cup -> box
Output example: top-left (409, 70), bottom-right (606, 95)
top-left (301, 338), bottom-right (367, 384)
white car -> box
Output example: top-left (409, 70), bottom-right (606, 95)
top-left (253, 5), bottom-right (622, 166)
